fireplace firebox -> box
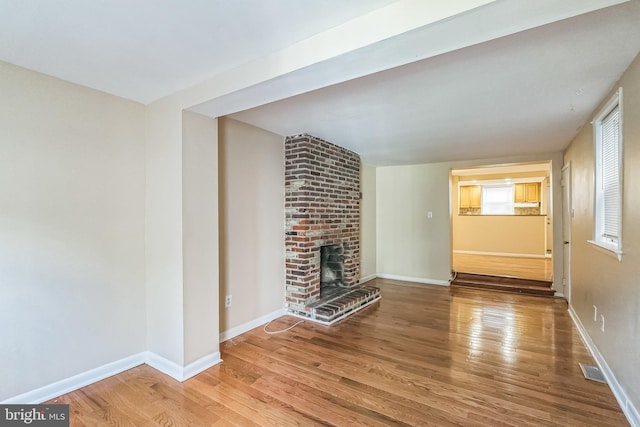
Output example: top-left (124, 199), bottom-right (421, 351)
top-left (320, 244), bottom-right (344, 298)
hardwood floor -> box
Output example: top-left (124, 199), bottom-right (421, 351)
top-left (452, 253), bottom-right (553, 282)
top-left (49, 279), bottom-right (627, 426)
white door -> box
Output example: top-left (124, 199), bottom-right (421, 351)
top-left (561, 163), bottom-right (572, 303)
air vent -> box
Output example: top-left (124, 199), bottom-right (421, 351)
top-left (579, 363), bottom-right (607, 384)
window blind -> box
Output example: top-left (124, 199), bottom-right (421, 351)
top-left (482, 186), bottom-right (514, 215)
top-left (601, 106), bottom-right (620, 240)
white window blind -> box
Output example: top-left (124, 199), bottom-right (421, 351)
top-left (482, 186), bottom-right (514, 215)
top-left (590, 87), bottom-right (623, 259)
top-left (601, 106), bottom-right (620, 240)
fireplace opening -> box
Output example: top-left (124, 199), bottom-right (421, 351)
top-left (320, 244), bottom-right (345, 299)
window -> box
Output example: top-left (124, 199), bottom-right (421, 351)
top-left (482, 186), bottom-right (514, 215)
top-left (591, 88), bottom-right (623, 259)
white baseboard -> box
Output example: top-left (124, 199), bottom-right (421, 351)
top-left (219, 308), bottom-right (287, 343)
top-left (453, 250), bottom-right (547, 259)
top-left (568, 305), bottom-right (639, 427)
top-left (375, 273), bottom-right (449, 286)
top-left (145, 351), bottom-right (222, 382)
top-left (2, 350), bottom-right (223, 404)
top-left (359, 273), bottom-right (377, 284)
top-left (1, 352), bottom-right (146, 404)
top-left (182, 352), bottom-right (222, 381)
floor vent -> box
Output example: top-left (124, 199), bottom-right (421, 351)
top-left (579, 363), bottom-right (607, 384)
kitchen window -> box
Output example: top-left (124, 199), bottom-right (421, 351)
top-left (482, 186), bottom-right (514, 215)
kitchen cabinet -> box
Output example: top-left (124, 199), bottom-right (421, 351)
top-left (514, 183), bottom-right (540, 203)
top-left (460, 185), bottom-right (481, 208)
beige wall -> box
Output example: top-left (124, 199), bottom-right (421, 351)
top-left (360, 164), bottom-right (377, 280)
top-left (376, 163), bottom-right (452, 282)
top-left (376, 152), bottom-right (563, 285)
top-left (564, 53), bottom-right (640, 411)
top-left (218, 118), bottom-right (285, 334)
top-left (0, 61), bottom-right (146, 400)
top-left (182, 112), bottom-right (219, 365)
top-left (145, 97), bottom-right (186, 365)
top-left (453, 215), bottom-right (546, 255)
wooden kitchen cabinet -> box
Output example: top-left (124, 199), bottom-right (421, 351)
top-left (514, 183), bottom-right (540, 203)
top-left (526, 183), bottom-right (540, 202)
top-left (460, 185), bottom-right (481, 208)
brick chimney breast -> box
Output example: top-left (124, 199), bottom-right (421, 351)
top-left (284, 134), bottom-right (361, 314)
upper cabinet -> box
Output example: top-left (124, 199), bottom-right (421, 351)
top-left (460, 185), bottom-right (481, 208)
top-left (514, 183), bottom-right (540, 203)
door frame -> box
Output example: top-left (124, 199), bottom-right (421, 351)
top-left (561, 162), bottom-right (572, 303)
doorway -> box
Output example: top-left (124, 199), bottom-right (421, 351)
top-left (451, 161), bottom-right (553, 283)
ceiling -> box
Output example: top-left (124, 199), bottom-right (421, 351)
top-left (1, 1), bottom-right (639, 166)
top-left (0, 0), bottom-right (395, 103)
top-left (229, 2), bottom-right (640, 165)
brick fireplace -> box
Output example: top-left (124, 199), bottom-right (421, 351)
top-left (284, 134), bottom-right (379, 323)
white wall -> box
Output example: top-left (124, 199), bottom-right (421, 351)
top-left (182, 112), bottom-right (220, 365)
top-left (0, 61), bottom-right (146, 400)
top-left (360, 164), bottom-right (377, 280)
top-left (376, 152), bottom-right (564, 286)
top-left (218, 117), bottom-right (285, 334)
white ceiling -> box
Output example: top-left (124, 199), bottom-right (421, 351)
top-left (0, 0), bottom-right (395, 103)
top-left (229, 2), bottom-right (640, 165)
top-left (1, 1), bottom-right (638, 166)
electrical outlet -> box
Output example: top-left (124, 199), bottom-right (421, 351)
top-left (225, 295), bottom-right (232, 308)
top-left (593, 305), bottom-right (597, 321)
top-left (600, 314), bottom-right (605, 332)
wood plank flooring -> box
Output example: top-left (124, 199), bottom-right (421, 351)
top-left (452, 253), bottom-right (553, 282)
top-left (49, 279), bottom-right (627, 426)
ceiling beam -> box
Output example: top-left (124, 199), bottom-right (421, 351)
top-left (187, 0), bottom-right (628, 116)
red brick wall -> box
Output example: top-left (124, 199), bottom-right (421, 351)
top-left (284, 134), bottom-right (360, 314)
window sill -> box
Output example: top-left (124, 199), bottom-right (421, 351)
top-left (587, 240), bottom-right (623, 262)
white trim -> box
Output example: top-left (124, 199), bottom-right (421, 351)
top-left (144, 351), bottom-right (184, 381)
top-left (375, 273), bottom-right (449, 286)
top-left (453, 249), bottom-right (547, 259)
top-left (359, 273), bottom-right (377, 284)
top-left (592, 87), bottom-right (623, 258)
top-left (459, 177), bottom-right (545, 186)
top-left (1, 353), bottom-right (146, 404)
top-left (562, 162), bottom-right (572, 303)
top-left (587, 239), bottom-right (623, 262)
top-left (1, 350), bottom-right (223, 404)
top-left (219, 308), bottom-right (287, 342)
top-left (568, 306), bottom-right (639, 427)
top-left (630, 403), bottom-right (640, 427)
top-left (144, 351), bottom-right (222, 382)
top-left (182, 352), bottom-right (223, 381)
